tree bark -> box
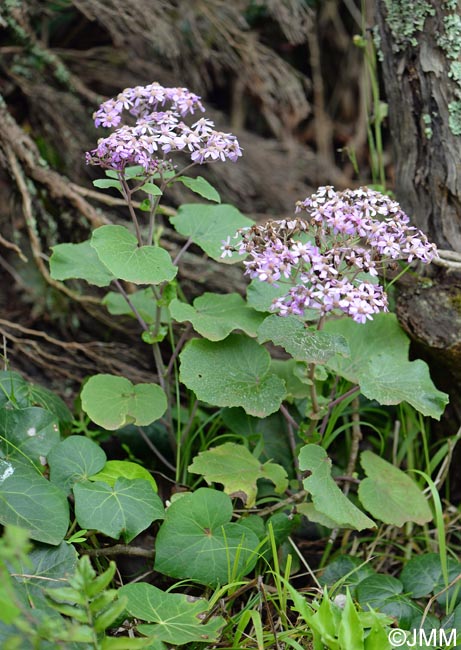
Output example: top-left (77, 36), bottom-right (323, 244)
top-left (376, 0), bottom-right (461, 249)
top-left (376, 0), bottom-right (461, 407)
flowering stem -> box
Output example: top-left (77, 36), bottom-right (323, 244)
top-left (119, 175), bottom-right (143, 246)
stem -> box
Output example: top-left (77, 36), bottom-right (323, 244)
top-left (166, 324), bottom-right (192, 378)
top-left (173, 236), bottom-right (193, 265)
top-left (135, 426), bottom-right (176, 472)
top-left (113, 279), bottom-right (149, 332)
top-left (280, 404), bottom-right (302, 484)
top-left (119, 175), bottom-right (143, 246)
top-left (343, 396), bottom-right (362, 496)
top-left (318, 385), bottom-right (361, 438)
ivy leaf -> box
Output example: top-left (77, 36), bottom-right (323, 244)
top-left (400, 554), bottom-right (446, 598)
top-left (174, 176), bottom-right (221, 203)
top-left (81, 374), bottom-right (167, 430)
top-left (358, 451), bottom-right (432, 526)
top-left (188, 442), bottom-right (288, 507)
top-left (154, 488), bottom-right (259, 586)
top-left (299, 445), bottom-right (375, 531)
top-left (48, 436), bottom-right (107, 493)
top-left (170, 203), bottom-right (253, 263)
top-left (73, 478), bottom-right (164, 542)
top-left (258, 315), bottom-right (349, 364)
top-left (179, 334), bottom-right (286, 417)
top-left (89, 460), bottom-right (157, 492)
top-left (91, 225), bottom-right (177, 285)
top-left (50, 240), bottom-right (115, 287)
top-left (170, 293), bottom-right (265, 341)
top-left (0, 460), bottom-right (69, 545)
top-left (324, 313), bottom-right (448, 419)
top-left (119, 583), bottom-right (225, 644)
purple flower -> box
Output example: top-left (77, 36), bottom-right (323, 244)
top-left (232, 187), bottom-right (437, 324)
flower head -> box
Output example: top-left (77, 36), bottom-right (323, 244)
top-left (230, 187), bottom-right (437, 324)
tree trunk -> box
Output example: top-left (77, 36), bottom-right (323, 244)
top-left (376, 0), bottom-right (461, 248)
top-left (375, 0), bottom-right (461, 408)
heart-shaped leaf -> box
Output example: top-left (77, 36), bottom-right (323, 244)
top-left (154, 488), bottom-right (259, 586)
top-left (188, 442), bottom-right (288, 507)
top-left (170, 293), bottom-right (264, 341)
top-left (73, 478), bottom-right (164, 542)
top-left (119, 583), bottom-right (225, 644)
top-left (0, 372), bottom-right (72, 423)
top-left (170, 204), bottom-right (252, 263)
top-left (48, 436), bottom-right (107, 493)
top-left (358, 451), bottom-right (432, 526)
top-left (81, 374), bottom-right (167, 430)
top-left (299, 445), bottom-right (375, 531)
top-left (179, 334), bottom-right (286, 417)
top-left (50, 240), bottom-right (115, 287)
top-left (91, 225), bottom-right (177, 284)
top-left (0, 460), bottom-right (69, 544)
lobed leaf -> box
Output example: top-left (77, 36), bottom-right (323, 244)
top-left (188, 442), bottom-right (288, 507)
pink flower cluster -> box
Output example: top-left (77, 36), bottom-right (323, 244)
top-left (86, 83), bottom-right (242, 172)
top-left (222, 187), bottom-right (437, 324)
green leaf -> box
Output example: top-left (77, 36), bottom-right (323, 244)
top-left (170, 293), bottom-right (265, 341)
top-left (119, 583), bottom-right (225, 644)
top-left (154, 488), bottom-right (259, 586)
top-left (358, 451), bottom-right (432, 526)
top-left (139, 182), bottom-right (162, 196)
top-left (74, 478), bottom-right (164, 542)
top-left (93, 179), bottom-right (122, 190)
top-left (358, 579), bottom-right (421, 633)
top-left (400, 554), bottom-right (445, 598)
top-left (11, 542), bottom-right (78, 608)
top-left (81, 374), bottom-right (167, 430)
top-left (170, 203), bottom-right (253, 263)
top-left (102, 288), bottom-right (160, 324)
top-left (299, 445), bottom-right (375, 531)
top-left (0, 460), bottom-right (69, 544)
top-left (188, 442), bottom-right (288, 507)
top-left (324, 313), bottom-right (448, 419)
top-left (49, 240), bottom-right (115, 287)
top-left (89, 460), bottom-right (157, 491)
top-left (246, 280), bottom-right (290, 313)
top-left (0, 407), bottom-right (60, 466)
top-left (179, 334), bottom-right (286, 417)
top-left (258, 315), bottom-right (350, 364)
top-left (338, 591), bottom-right (364, 650)
top-left (48, 436), bottom-right (107, 493)
top-left (0, 372), bottom-right (72, 423)
top-left (91, 225), bottom-right (177, 285)
top-left (174, 176), bottom-right (221, 203)
top-left (320, 556), bottom-right (375, 594)
top-left (270, 360), bottom-right (310, 400)
top-left (356, 574), bottom-right (403, 610)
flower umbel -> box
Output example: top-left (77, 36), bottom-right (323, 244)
top-left (223, 187), bottom-right (437, 324)
top-left (86, 83), bottom-right (242, 172)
